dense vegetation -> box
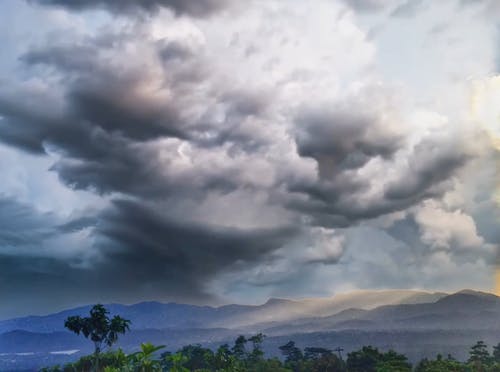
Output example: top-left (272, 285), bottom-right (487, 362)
top-left (39, 338), bottom-right (500, 372)
top-left (39, 305), bottom-right (500, 372)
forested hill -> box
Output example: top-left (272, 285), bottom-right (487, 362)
top-left (0, 289), bottom-right (445, 333)
top-left (3, 289), bottom-right (500, 370)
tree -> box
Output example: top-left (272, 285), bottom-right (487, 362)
top-left (468, 340), bottom-right (491, 366)
top-left (376, 350), bottom-right (411, 372)
top-left (177, 344), bottom-right (214, 370)
top-left (164, 353), bottom-right (189, 372)
top-left (301, 346), bottom-right (346, 372)
top-left (232, 335), bottom-right (248, 360)
top-left (304, 347), bottom-right (333, 360)
top-left (347, 346), bottom-right (384, 372)
top-left (248, 333), bottom-right (266, 363)
top-left (312, 353), bottom-right (345, 372)
top-left (493, 343), bottom-right (500, 363)
top-left (213, 343), bottom-right (233, 370)
top-left (414, 354), bottom-right (465, 372)
top-left (64, 304), bottom-right (130, 372)
top-left (248, 358), bottom-right (291, 372)
top-left (211, 343), bottom-right (249, 371)
top-left (347, 347), bottom-right (411, 372)
top-left (279, 341), bottom-right (304, 364)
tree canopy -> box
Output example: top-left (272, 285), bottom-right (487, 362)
top-left (64, 304), bottom-right (130, 371)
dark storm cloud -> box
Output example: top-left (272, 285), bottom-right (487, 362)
top-left (95, 199), bottom-right (298, 295)
top-left (0, 36), bottom-right (242, 196)
top-left (384, 137), bottom-right (469, 200)
top-left (0, 31), bottom-right (473, 234)
top-left (0, 196), bottom-right (55, 247)
top-left (0, 195), bottom-right (100, 317)
top-left (58, 215), bottom-right (98, 233)
top-left (31, 0), bottom-right (232, 17)
top-left (0, 86), bottom-right (62, 155)
top-left (295, 105), bottom-right (401, 176)
top-left (22, 44), bottom-right (188, 142)
top-left (0, 198), bottom-right (298, 318)
top-left (0, 34), bottom-right (274, 197)
top-left (0, 194), bottom-right (96, 252)
top-left (0, 95), bottom-right (186, 197)
top-left (0, 254), bottom-right (91, 319)
top-left (290, 151), bottom-right (466, 228)
top-left (288, 104), bottom-right (470, 227)
top-left (0, 28), bottom-right (304, 315)
top-left (24, 32), bottom-right (263, 151)
top-left (0, 0), bottom-right (485, 314)
top-left (287, 102), bottom-right (400, 226)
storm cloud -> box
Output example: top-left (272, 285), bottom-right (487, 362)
top-left (0, 0), bottom-right (497, 316)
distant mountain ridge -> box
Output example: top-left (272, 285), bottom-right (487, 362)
top-left (261, 290), bottom-right (500, 335)
top-left (0, 289), bottom-right (445, 334)
top-left (4, 289), bottom-right (499, 371)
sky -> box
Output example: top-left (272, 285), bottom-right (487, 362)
top-left (0, 0), bottom-right (499, 319)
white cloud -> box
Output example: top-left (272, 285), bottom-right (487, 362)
top-left (414, 200), bottom-right (485, 251)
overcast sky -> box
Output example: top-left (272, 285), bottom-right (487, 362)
top-left (0, 0), bottom-right (499, 319)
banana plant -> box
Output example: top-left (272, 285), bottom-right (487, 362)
top-left (127, 342), bottom-right (165, 372)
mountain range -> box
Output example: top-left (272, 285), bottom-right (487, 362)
top-left (2, 289), bottom-right (499, 371)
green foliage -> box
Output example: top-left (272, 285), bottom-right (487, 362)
top-left (493, 343), bottom-right (500, 363)
top-left (245, 357), bottom-right (291, 372)
top-left (415, 356), bottom-right (466, 372)
top-left (346, 346), bottom-right (410, 372)
top-left (247, 333), bottom-right (266, 363)
top-left (278, 344), bottom-right (346, 372)
top-left (176, 344), bottom-right (214, 370)
top-left (309, 353), bottom-right (345, 372)
top-left (42, 328), bottom-right (500, 372)
top-left (165, 352), bottom-right (190, 372)
top-left (64, 305), bottom-right (130, 372)
top-left (303, 346), bottom-right (332, 359)
top-left (468, 340), bottom-right (493, 371)
top-left (279, 341), bottom-right (303, 364)
top-left (347, 346), bottom-right (384, 372)
top-left (40, 366), bottom-right (63, 372)
top-left (376, 350), bottom-right (411, 372)
top-left (213, 344), bottom-right (234, 370)
top-left (128, 342), bottom-right (166, 371)
top-left (65, 304), bottom-right (131, 355)
top-left (232, 335), bottom-right (247, 360)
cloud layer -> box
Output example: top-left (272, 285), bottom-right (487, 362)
top-left (0, 0), bottom-right (497, 317)
top-left (32, 0), bottom-right (233, 17)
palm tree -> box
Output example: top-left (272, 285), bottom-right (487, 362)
top-left (64, 304), bottom-right (130, 372)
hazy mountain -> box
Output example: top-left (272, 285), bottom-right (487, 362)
top-left (218, 290), bottom-right (446, 328)
top-left (260, 290), bottom-right (500, 335)
top-left (0, 289), bottom-right (445, 334)
top-left (3, 289), bottom-right (498, 371)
